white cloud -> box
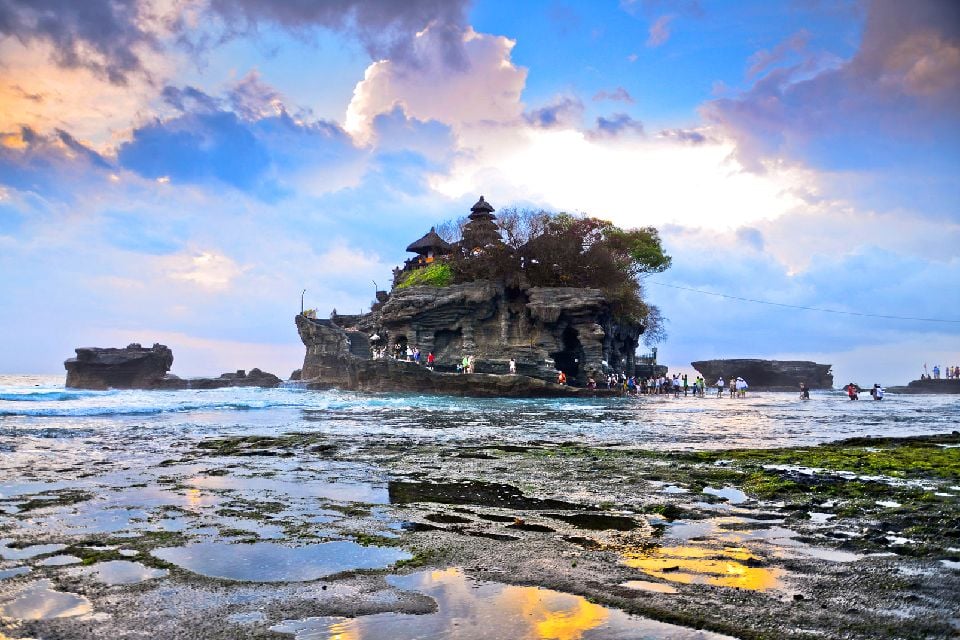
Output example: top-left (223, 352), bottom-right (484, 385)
top-left (345, 26), bottom-right (527, 142)
top-left (159, 250), bottom-right (247, 290)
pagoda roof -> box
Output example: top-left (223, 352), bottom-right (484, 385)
top-left (406, 227), bottom-right (453, 254)
top-left (470, 195), bottom-right (495, 216)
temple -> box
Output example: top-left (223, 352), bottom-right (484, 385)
top-left (403, 227), bottom-right (452, 271)
top-left (295, 195), bottom-right (664, 394)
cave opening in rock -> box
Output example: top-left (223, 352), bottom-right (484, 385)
top-left (551, 326), bottom-right (583, 381)
top-left (394, 334), bottom-right (408, 359)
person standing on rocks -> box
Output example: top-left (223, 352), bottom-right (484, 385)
top-left (716, 377), bottom-right (724, 398)
top-left (427, 351), bottom-right (435, 370)
top-left (509, 358), bottom-right (516, 374)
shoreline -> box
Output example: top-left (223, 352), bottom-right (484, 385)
top-left (0, 424), bottom-right (957, 639)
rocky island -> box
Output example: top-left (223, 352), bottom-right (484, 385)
top-left (886, 378), bottom-right (960, 394)
top-left (691, 358), bottom-right (833, 391)
top-left (295, 197), bottom-right (670, 397)
top-left (64, 343), bottom-right (281, 390)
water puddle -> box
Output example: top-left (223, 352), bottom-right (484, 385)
top-left (151, 540), bottom-right (410, 582)
top-left (270, 567), bottom-right (736, 639)
top-left (75, 560), bottom-right (168, 585)
top-left (622, 545), bottom-right (785, 591)
top-left (387, 481), bottom-right (582, 510)
top-left (546, 513), bottom-right (639, 531)
top-left (188, 473), bottom-right (388, 504)
top-left (0, 542), bottom-right (66, 561)
top-left (621, 579), bottom-right (679, 594)
top-left (0, 566), bottom-right (30, 579)
top-left (702, 487), bottom-right (748, 504)
top-left (37, 555), bottom-right (82, 566)
top-left (0, 579), bottom-right (93, 620)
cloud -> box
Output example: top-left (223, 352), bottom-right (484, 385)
top-left (656, 128), bottom-right (710, 144)
top-left (646, 15), bottom-right (675, 47)
top-left (207, 0), bottom-right (471, 68)
top-left (590, 113), bottom-right (644, 138)
top-left (593, 87), bottom-right (635, 103)
top-left (0, 0), bottom-right (156, 84)
top-left (746, 29), bottom-right (811, 78)
top-left (703, 0), bottom-right (960, 180)
top-left (345, 26), bottom-right (527, 141)
top-left (160, 249), bottom-right (247, 290)
top-left (118, 82), bottom-right (365, 198)
top-left (524, 96), bottom-right (584, 129)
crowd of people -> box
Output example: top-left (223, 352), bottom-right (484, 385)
top-left (923, 364), bottom-right (959, 380)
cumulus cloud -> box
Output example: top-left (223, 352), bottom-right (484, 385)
top-left (345, 26), bottom-right (527, 141)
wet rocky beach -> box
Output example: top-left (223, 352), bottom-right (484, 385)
top-left (1, 379), bottom-right (959, 639)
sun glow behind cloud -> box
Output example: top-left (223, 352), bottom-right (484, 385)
top-left (433, 127), bottom-right (811, 231)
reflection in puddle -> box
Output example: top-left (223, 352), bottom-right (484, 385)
top-left (151, 541), bottom-right (410, 582)
top-left (37, 555), bottom-right (82, 566)
top-left (0, 566), bottom-right (30, 579)
top-left (76, 560), bottom-right (168, 585)
top-left (620, 580), bottom-right (678, 594)
top-left (0, 542), bottom-right (67, 561)
top-left (0, 579), bottom-right (92, 620)
top-left (188, 473), bottom-right (389, 504)
top-left (622, 545), bottom-right (784, 591)
top-left (702, 486), bottom-right (748, 504)
top-left (271, 567), bottom-right (735, 639)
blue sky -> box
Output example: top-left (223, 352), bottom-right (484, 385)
top-left (0, 0), bottom-right (957, 384)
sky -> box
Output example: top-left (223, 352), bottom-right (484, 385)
top-left (0, 0), bottom-right (958, 385)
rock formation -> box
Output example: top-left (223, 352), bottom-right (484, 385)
top-left (294, 284), bottom-right (648, 396)
top-left (65, 344), bottom-right (174, 390)
top-left (64, 343), bottom-right (281, 390)
top-left (296, 280), bottom-right (646, 396)
top-left (885, 379), bottom-right (960, 394)
top-left (691, 359), bottom-right (833, 391)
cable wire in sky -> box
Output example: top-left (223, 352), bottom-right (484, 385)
top-left (646, 281), bottom-right (960, 324)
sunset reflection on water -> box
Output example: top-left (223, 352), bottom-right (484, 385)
top-left (622, 545), bottom-right (784, 591)
top-left (270, 567), bottom-right (736, 639)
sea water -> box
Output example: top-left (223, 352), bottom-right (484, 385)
top-left (1, 374), bottom-right (957, 462)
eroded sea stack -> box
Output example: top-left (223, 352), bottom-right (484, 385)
top-left (691, 359), bottom-right (833, 391)
top-left (295, 281), bottom-right (643, 396)
top-left (64, 343), bottom-right (281, 390)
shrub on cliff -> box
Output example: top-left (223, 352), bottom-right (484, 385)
top-left (437, 209), bottom-right (670, 338)
top-left (396, 262), bottom-right (454, 289)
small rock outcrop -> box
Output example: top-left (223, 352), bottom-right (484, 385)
top-left (65, 344), bottom-right (173, 390)
top-left (691, 359), bottom-right (833, 391)
top-left (64, 344), bottom-right (281, 390)
top-left (885, 379), bottom-right (960, 394)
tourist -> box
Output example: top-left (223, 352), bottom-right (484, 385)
top-left (871, 383), bottom-right (884, 401)
top-left (413, 347), bottom-right (421, 364)
top-left (736, 376), bottom-right (748, 398)
top-left (627, 376), bottom-right (636, 393)
top-left (799, 382), bottom-right (810, 400)
top-left (509, 358), bottom-right (517, 374)
top-left (846, 382), bottom-right (858, 400)
top-left (468, 355), bottom-right (476, 374)
top-left (729, 378), bottom-right (736, 398)
top-left (673, 374), bottom-right (681, 398)
top-left (587, 376), bottom-right (596, 390)
top-left (682, 374), bottom-right (688, 397)
top-left (406, 345), bottom-right (414, 361)
top-left (557, 370), bottom-right (567, 385)
top-left (933, 364), bottom-right (940, 379)
top-left (640, 377), bottom-right (648, 394)
top-left (716, 377), bottom-right (725, 397)
top-left (426, 351), bottom-right (435, 370)
top-left (462, 355), bottom-right (469, 373)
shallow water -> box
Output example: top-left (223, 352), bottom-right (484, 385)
top-left (151, 540), bottom-right (411, 582)
top-left (0, 579), bottom-right (92, 620)
top-left (270, 567), bottom-right (736, 640)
